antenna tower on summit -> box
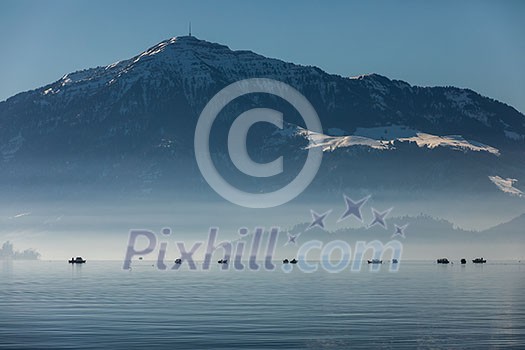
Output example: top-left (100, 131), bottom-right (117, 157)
top-left (189, 22), bottom-right (192, 37)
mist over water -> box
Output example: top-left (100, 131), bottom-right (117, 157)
top-left (1, 192), bottom-right (524, 261)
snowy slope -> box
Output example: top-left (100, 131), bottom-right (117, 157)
top-left (299, 125), bottom-right (500, 156)
top-left (489, 176), bottom-right (524, 197)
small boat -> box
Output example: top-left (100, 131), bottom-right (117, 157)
top-left (218, 259), bottom-right (228, 264)
top-left (460, 258), bottom-right (467, 264)
top-left (392, 259), bottom-right (398, 264)
top-left (472, 257), bottom-right (487, 263)
top-left (437, 258), bottom-right (450, 264)
top-left (367, 259), bottom-right (382, 264)
top-left (68, 257), bottom-right (86, 264)
top-left (283, 259), bottom-right (289, 264)
top-left (289, 258), bottom-right (298, 264)
top-left (174, 258), bottom-right (182, 264)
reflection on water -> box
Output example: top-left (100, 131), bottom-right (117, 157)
top-left (1, 259), bottom-right (12, 276)
top-left (0, 261), bottom-right (524, 349)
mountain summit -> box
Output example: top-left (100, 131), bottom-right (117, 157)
top-left (0, 36), bottom-right (524, 200)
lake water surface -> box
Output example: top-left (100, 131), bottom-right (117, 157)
top-left (1, 261), bottom-right (524, 349)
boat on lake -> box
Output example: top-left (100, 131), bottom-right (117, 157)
top-left (461, 258), bottom-right (467, 264)
top-left (283, 259), bottom-right (289, 264)
top-left (218, 259), bottom-right (228, 264)
top-left (174, 258), bottom-right (182, 264)
top-left (290, 258), bottom-right (298, 264)
top-left (68, 257), bottom-right (86, 264)
top-left (437, 258), bottom-right (450, 264)
top-left (392, 259), bottom-right (399, 263)
top-left (472, 257), bottom-right (487, 263)
top-left (367, 259), bottom-right (382, 264)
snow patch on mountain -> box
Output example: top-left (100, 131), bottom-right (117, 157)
top-left (398, 133), bottom-right (500, 155)
top-left (489, 176), bottom-right (524, 197)
top-left (303, 130), bottom-right (392, 152)
top-left (300, 125), bottom-right (499, 155)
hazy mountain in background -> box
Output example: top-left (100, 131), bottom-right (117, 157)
top-left (1, 36), bottom-right (524, 199)
top-left (278, 213), bottom-right (524, 260)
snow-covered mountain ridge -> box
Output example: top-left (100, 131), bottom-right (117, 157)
top-left (0, 35), bottom-right (524, 199)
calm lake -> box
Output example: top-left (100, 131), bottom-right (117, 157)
top-left (1, 260), bottom-right (524, 349)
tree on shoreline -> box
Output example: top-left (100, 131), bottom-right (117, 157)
top-left (0, 241), bottom-right (40, 260)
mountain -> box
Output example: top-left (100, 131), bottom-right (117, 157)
top-left (1, 35), bottom-right (524, 201)
top-left (483, 214), bottom-right (525, 241)
top-left (279, 213), bottom-right (524, 260)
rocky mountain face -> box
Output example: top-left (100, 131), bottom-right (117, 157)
top-left (0, 36), bottom-right (524, 200)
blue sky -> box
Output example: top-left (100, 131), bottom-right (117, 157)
top-left (0, 0), bottom-right (524, 112)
